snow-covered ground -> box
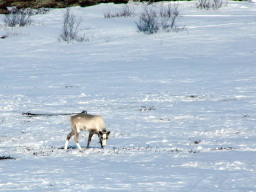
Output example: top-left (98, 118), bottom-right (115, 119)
top-left (1, 1), bottom-right (256, 191)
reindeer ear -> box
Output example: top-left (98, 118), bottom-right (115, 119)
top-left (99, 131), bottom-right (103, 135)
top-left (107, 131), bottom-right (110, 135)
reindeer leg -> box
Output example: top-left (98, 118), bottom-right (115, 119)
top-left (64, 130), bottom-right (74, 150)
top-left (100, 140), bottom-right (103, 149)
top-left (87, 132), bottom-right (94, 149)
top-left (74, 131), bottom-right (82, 151)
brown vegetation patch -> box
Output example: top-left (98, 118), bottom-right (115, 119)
top-left (0, 0), bottom-right (175, 14)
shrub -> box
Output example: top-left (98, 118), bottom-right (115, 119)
top-left (64, 0), bottom-right (80, 6)
top-left (159, 3), bottom-right (180, 31)
top-left (0, 0), bottom-right (8, 9)
top-left (33, 0), bottom-right (58, 8)
top-left (104, 4), bottom-right (134, 18)
top-left (0, 8), bottom-right (8, 14)
top-left (136, 3), bottom-right (184, 34)
top-left (113, 0), bottom-right (129, 4)
top-left (79, 0), bottom-right (99, 7)
top-left (136, 5), bottom-right (159, 34)
top-left (4, 7), bottom-right (32, 27)
top-left (35, 7), bottom-right (51, 14)
top-left (0, 0), bottom-right (34, 9)
top-left (196, 0), bottom-right (227, 10)
top-left (59, 8), bottom-right (88, 43)
top-left (0, 0), bottom-right (12, 13)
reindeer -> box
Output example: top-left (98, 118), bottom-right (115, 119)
top-left (64, 113), bottom-right (110, 151)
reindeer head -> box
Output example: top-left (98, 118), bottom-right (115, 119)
top-left (98, 130), bottom-right (110, 148)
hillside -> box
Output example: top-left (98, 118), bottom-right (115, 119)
top-left (1, 1), bottom-right (256, 191)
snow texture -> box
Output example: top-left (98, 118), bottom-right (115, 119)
top-left (1, 1), bottom-right (256, 191)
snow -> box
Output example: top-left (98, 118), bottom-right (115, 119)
top-left (1, 1), bottom-right (256, 191)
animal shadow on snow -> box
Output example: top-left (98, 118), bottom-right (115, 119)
top-left (58, 145), bottom-right (102, 150)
